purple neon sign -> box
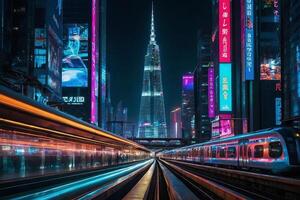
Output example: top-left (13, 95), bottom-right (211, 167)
top-left (183, 75), bottom-right (193, 90)
top-left (208, 68), bottom-right (215, 118)
top-left (91, 0), bottom-right (97, 124)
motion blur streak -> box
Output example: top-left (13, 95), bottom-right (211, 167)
top-left (13, 159), bottom-right (153, 200)
top-left (0, 93), bottom-right (145, 150)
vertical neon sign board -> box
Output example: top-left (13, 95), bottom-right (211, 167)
top-left (245, 0), bottom-right (254, 80)
top-left (275, 97), bottom-right (281, 125)
top-left (219, 63), bottom-right (232, 112)
top-left (91, 0), bottom-right (97, 124)
top-left (208, 68), bottom-right (215, 118)
top-left (219, 0), bottom-right (231, 62)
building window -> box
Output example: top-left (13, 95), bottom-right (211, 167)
top-left (227, 147), bottom-right (236, 158)
top-left (219, 147), bottom-right (226, 158)
top-left (211, 146), bottom-right (216, 158)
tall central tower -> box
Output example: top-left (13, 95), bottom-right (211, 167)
top-left (138, 3), bottom-right (167, 138)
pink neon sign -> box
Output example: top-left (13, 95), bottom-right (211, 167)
top-left (91, 0), bottom-right (97, 124)
top-left (220, 114), bottom-right (233, 138)
top-left (208, 68), bottom-right (215, 118)
top-left (219, 0), bottom-right (231, 62)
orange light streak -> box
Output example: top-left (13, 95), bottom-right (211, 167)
top-left (0, 94), bottom-right (149, 151)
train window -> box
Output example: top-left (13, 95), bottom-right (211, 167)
top-left (254, 145), bottom-right (264, 158)
top-left (200, 148), bottom-right (204, 157)
top-left (269, 142), bottom-right (282, 158)
top-left (227, 147), bottom-right (236, 158)
top-left (248, 147), bottom-right (252, 158)
top-left (219, 148), bottom-right (226, 158)
top-left (211, 146), bottom-right (217, 158)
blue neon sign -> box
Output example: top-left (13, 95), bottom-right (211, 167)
top-left (219, 63), bottom-right (232, 112)
top-left (245, 0), bottom-right (254, 80)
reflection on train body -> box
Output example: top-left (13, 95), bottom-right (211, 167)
top-left (0, 129), bottom-right (149, 181)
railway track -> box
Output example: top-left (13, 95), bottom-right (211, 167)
top-left (162, 158), bottom-right (300, 200)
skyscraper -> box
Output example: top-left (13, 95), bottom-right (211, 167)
top-left (0, 0), bottom-right (62, 106)
top-left (181, 73), bottom-right (195, 143)
top-left (138, 3), bottom-right (167, 138)
top-left (194, 31), bottom-right (211, 143)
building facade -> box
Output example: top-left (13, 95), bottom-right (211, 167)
top-left (194, 32), bottom-right (211, 143)
top-left (138, 5), bottom-right (167, 138)
top-left (282, 0), bottom-right (300, 129)
top-left (0, 0), bottom-right (63, 106)
top-left (62, 0), bottom-right (106, 126)
top-left (181, 73), bottom-right (195, 142)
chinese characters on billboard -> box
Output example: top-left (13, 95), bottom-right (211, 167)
top-left (62, 24), bottom-right (89, 87)
top-left (219, 63), bottom-right (232, 112)
top-left (219, 0), bottom-right (231, 63)
top-left (208, 68), bottom-right (215, 118)
top-left (245, 0), bottom-right (254, 80)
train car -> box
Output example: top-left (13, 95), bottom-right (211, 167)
top-left (159, 128), bottom-right (300, 173)
top-left (0, 87), bottom-right (151, 181)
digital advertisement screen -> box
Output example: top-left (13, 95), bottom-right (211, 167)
top-left (47, 33), bottom-right (62, 93)
top-left (182, 75), bottom-right (194, 90)
top-left (62, 24), bottom-right (89, 87)
top-left (46, 0), bottom-right (63, 95)
top-left (260, 59), bottom-right (281, 80)
top-left (34, 29), bottom-right (46, 69)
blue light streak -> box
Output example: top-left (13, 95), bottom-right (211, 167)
top-left (13, 160), bottom-right (152, 200)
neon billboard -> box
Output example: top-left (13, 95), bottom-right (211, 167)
top-left (245, 0), bottom-right (254, 80)
top-left (91, 0), bottom-right (98, 124)
top-left (219, 63), bottom-right (232, 112)
top-left (183, 75), bottom-right (194, 90)
top-left (208, 68), bottom-right (215, 118)
top-left (275, 97), bottom-right (281, 125)
top-left (219, 114), bottom-right (234, 138)
top-left (62, 24), bottom-right (88, 87)
top-left (219, 0), bottom-right (231, 63)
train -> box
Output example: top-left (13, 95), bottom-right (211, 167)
top-left (0, 87), bottom-right (151, 181)
top-left (158, 127), bottom-right (300, 173)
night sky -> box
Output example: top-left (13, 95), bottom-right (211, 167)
top-left (107, 0), bottom-right (211, 125)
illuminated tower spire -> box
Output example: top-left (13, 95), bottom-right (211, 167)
top-left (150, 2), bottom-right (156, 44)
top-left (138, 2), bottom-right (167, 138)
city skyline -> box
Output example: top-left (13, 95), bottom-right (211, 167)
top-left (107, 0), bottom-right (211, 124)
top-left (1, 0), bottom-right (300, 198)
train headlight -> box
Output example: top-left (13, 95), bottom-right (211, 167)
top-left (295, 133), bottom-right (300, 137)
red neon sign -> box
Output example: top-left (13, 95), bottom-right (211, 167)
top-left (219, 0), bottom-right (231, 62)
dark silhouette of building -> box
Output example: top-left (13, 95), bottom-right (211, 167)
top-left (0, 0), bottom-right (63, 106)
top-left (181, 73), bottom-right (195, 143)
top-left (282, 0), bottom-right (300, 130)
